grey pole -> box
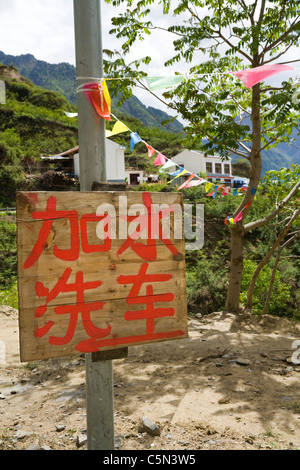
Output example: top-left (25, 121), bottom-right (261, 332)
top-left (73, 0), bottom-right (114, 450)
top-left (73, 0), bottom-right (107, 189)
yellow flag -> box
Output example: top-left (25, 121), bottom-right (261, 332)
top-left (205, 182), bottom-right (213, 192)
top-left (112, 120), bottom-right (130, 135)
top-left (102, 79), bottom-right (111, 114)
top-left (169, 169), bottom-right (188, 184)
top-left (106, 120), bottom-right (130, 138)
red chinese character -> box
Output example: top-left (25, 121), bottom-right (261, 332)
top-left (34, 268), bottom-right (111, 348)
top-left (117, 263), bottom-right (175, 335)
top-left (24, 196), bottom-right (111, 269)
top-left (117, 192), bottom-right (179, 261)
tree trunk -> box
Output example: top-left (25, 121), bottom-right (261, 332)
top-left (225, 80), bottom-right (262, 312)
top-left (225, 222), bottom-right (244, 312)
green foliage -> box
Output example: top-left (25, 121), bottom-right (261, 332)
top-left (0, 67), bottom-right (79, 205)
top-left (186, 249), bottom-right (228, 314)
top-left (0, 216), bottom-right (17, 289)
top-left (0, 164), bottom-right (26, 206)
top-left (240, 259), bottom-right (291, 316)
top-left (104, 0), bottom-right (300, 159)
top-left (0, 282), bottom-right (18, 310)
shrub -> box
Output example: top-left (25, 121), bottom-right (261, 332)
top-left (186, 252), bottom-right (228, 314)
top-left (0, 217), bottom-right (17, 289)
top-left (240, 259), bottom-right (291, 316)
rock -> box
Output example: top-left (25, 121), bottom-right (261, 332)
top-left (14, 430), bottom-right (31, 440)
top-left (236, 358), bottom-right (251, 366)
top-left (0, 394), bottom-right (6, 400)
top-left (218, 398), bottom-right (229, 404)
top-left (138, 417), bottom-right (161, 436)
top-left (76, 434), bottom-right (87, 448)
top-left (177, 440), bottom-right (189, 446)
top-left (115, 435), bottom-right (123, 449)
top-left (40, 446), bottom-right (52, 451)
top-left (55, 424), bottom-right (66, 432)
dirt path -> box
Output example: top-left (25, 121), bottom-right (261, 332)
top-left (0, 306), bottom-right (300, 450)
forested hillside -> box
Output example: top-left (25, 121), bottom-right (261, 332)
top-left (0, 51), bottom-right (298, 174)
top-left (0, 64), bottom-right (184, 205)
top-left (0, 51), bottom-right (184, 132)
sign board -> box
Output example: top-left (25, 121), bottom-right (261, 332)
top-left (17, 191), bottom-right (188, 362)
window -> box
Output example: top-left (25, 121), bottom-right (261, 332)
top-left (215, 163), bottom-right (222, 174)
top-left (206, 162), bottom-right (212, 173)
top-left (224, 164), bottom-right (230, 175)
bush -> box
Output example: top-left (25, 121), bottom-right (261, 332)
top-left (0, 217), bottom-right (17, 289)
top-left (186, 252), bottom-right (228, 314)
top-left (240, 259), bottom-right (291, 316)
top-left (0, 281), bottom-right (18, 309)
top-left (0, 164), bottom-right (25, 206)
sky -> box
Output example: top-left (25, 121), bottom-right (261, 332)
top-left (0, 0), bottom-right (181, 108)
top-left (0, 0), bottom-right (299, 110)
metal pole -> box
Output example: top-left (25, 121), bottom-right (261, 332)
top-left (73, 0), bottom-right (114, 450)
top-left (73, 0), bottom-right (106, 190)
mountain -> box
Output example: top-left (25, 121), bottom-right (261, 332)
top-left (231, 116), bottom-right (300, 174)
top-left (0, 51), bottom-right (183, 132)
top-left (0, 51), bottom-right (299, 173)
top-left (0, 51), bottom-right (77, 105)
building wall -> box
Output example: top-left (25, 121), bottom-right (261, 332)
top-left (75, 139), bottom-right (125, 183)
top-left (172, 150), bottom-right (232, 181)
top-left (106, 140), bottom-right (125, 183)
top-left (171, 150), bottom-right (206, 174)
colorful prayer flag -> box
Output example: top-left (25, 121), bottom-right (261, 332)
top-left (83, 80), bottom-right (111, 120)
top-left (145, 76), bottom-right (184, 91)
top-left (230, 63), bottom-right (294, 88)
top-left (154, 153), bottom-right (167, 166)
top-left (130, 132), bottom-right (143, 151)
top-left (145, 143), bottom-right (156, 158)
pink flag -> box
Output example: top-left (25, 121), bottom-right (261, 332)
top-left (233, 211), bottom-right (243, 223)
top-left (222, 187), bottom-right (230, 196)
top-left (185, 179), bottom-right (203, 188)
top-left (230, 64), bottom-right (294, 88)
top-left (177, 174), bottom-right (196, 190)
top-left (145, 143), bottom-right (156, 158)
top-left (154, 153), bottom-right (167, 166)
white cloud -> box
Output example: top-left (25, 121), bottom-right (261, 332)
top-left (0, 0), bottom-right (75, 63)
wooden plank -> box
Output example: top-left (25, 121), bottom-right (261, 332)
top-left (17, 191), bottom-right (188, 362)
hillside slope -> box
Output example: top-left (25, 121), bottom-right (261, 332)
top-left (0, 51), bottom-right (183, 132)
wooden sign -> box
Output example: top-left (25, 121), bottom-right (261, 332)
top-left (17, 191), bottom-right (188, 362)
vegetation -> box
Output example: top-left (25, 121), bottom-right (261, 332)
top-left (0, 64), bottom-right (78, 205)
top-left (0, 59), bottom-right (299, 322)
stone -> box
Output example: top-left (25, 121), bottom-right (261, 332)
top-left (55, 424), bottom-right (66, 432)
top-left (236, 358), bottom-right (251, 366)
top-left (14, 430), bottom-right (31, 440)
top-left (138, 417), bottom-right (161, 436)
top-left (76, 434), bottom-right (87, 448)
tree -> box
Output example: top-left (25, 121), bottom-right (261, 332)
top-left (104, 0), bottom-right (300, 311)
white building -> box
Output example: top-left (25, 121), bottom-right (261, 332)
top-left (76, 139), bottom-right (126, 183)
top-left (42, 139), bottom-right (126, 183)
top-left (171, 149), bottom-right (234, 185)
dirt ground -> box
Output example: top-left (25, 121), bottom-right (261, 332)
top-left (0, 305), bottom-right (300, 451)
